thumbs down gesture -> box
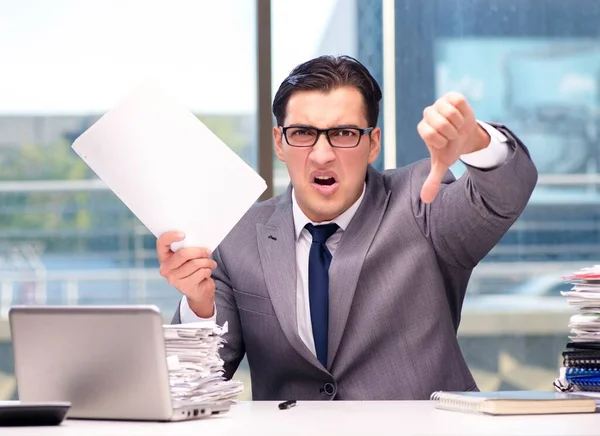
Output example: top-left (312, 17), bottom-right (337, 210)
top-left (417, 92), bottom-right (491, 203)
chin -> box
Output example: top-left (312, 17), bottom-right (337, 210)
top-left (296, 187), bottom-right (345, 221)
top-left (310, 203), bottom-right (345, 222)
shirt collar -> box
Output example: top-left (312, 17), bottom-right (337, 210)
top-left (292, 183), bottom-right (366, 241)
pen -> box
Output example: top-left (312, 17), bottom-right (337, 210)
top-left (278, 400), bottom-right (296, 410)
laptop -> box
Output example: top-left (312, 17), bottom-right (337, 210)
top-left (9, 305), bottom-right (231, 421)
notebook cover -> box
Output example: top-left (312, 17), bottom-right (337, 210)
top-left (566, 342), bottom-right (600, 351)
top-left (433, 391), bottom-right (585, 401)
top-left (430, 390), bottom-right (597, 415)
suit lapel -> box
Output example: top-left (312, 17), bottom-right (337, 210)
top-left (256, 187), bottom-right (323, 369)
top-left (327, 166), bottom-right (391, 367)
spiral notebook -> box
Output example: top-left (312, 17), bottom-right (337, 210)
top-left (565, 367), bottom-right (600, 389)
top-left (563, 349), bottom-right (600, 367)
top-left (430, 391), bottom-right (597, 415)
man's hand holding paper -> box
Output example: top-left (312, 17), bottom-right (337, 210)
top-left (157, 231), bottom-right (216, 318)
top-left (71, 81), bottom-right (266, 319)
top-left (71, 81), bottom-right (267, 252)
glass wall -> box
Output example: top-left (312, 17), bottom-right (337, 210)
top-left (0, 0), bottom-right (257, 400)
top-left (391, 0), bottom-right (600, 391)
top-left (4, 0), bottom-right (597, 401)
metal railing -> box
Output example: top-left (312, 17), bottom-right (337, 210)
top-left (0, 267), bottom-right (179, 319)
top-left (0, 260), bottom-right (587, 318)
top-left (1, 175), bottom-right (600, 316)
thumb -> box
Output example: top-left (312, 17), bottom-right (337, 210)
top-left (420, 159), bottom-right (448, 204)
top-left (156, 231), bottom-right (186, 261)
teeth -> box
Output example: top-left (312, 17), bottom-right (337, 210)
top-left (315, 176), bottom-right (333, 180)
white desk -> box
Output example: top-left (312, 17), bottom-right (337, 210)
top-left (9, 401), bottom-right (600, 435)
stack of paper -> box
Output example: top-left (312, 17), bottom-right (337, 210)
top-left (567, 314), bottom-right (600, 342)
top-left (561, 265), bottom-right (600, 341)
top-left (163, 322), bottom-right (244, 404)
top-left (554, 265), bottom-right (600, 394)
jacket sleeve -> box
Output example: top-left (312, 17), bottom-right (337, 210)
top-left (411, 122), bottom-right (538, 270)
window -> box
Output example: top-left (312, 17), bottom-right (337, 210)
top-left (0, 0), bottom-right (257, 400)
top-left (2, 0), bottom-right (589, 401)
top-left (389, 0), bottom-right (600, 392)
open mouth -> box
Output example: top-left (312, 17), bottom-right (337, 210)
top-left (311, 174), bottom-right (339, 196)
top-left (314, 176), bottom-right (336, 186)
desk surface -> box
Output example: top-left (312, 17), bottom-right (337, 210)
top-left (9, 401), bottom-right (600, 435)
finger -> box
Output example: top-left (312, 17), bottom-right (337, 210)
top-left (162, 258), bottom-right (217, 281)
top-left (420, 159), bottom-right (448, 204)
top-left (175, 268), bottom-right (213, 296)
top-left (165, 247), bottom-right (213, 271)
top-left (444, 92), bottom-right (470, 116)
top-left (156, 231), bottom-right (185, 262)
top-left (423, 106), bottom-right (459, 141)
top-left (433, 100), bottom-right (465, 131)
top-left (417, 120), bottom-right (447, 149)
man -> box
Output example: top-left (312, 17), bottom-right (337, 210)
top-left (157, 55), bottom-right (537, 400)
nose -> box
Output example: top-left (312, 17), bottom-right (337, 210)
top-left (309, 133), bottom-right (336, 165)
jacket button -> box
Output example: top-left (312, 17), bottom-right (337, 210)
top-left (323, 382), bottom-right (335, 396)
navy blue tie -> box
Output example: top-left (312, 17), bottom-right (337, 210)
top-left (305, 223), bottom-right (339, 368)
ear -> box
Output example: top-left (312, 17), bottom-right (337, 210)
top-left (273, 126), bottom-right (286, 162)
top-left (367, 127), bottom-right (381, 164)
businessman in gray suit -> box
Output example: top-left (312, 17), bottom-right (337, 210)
top-left (157, 55), bottom-right (537, 400)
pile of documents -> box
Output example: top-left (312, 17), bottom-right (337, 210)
top-left (561, 265), bottom-right (600, 343)
top-left (163, 322), bottom-right (244, 404)
top-left (554, 265), bottom-right (600, 393)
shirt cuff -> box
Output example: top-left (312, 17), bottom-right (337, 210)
top-left (179, 296), bottom-right (217, 323)
top-left (459, 120), bottom-right (509, 169)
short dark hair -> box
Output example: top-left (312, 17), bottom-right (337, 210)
top-left (272, 55), bottom-right (382, 127)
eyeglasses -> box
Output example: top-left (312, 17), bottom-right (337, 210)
top-left (280, 125), bottom-right (374, 148)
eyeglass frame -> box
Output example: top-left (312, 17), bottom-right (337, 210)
top-left (279, 125), bottom-right (375, 148)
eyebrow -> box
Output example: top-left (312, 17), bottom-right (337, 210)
top-left (286, 123), bottom-right (363, 129)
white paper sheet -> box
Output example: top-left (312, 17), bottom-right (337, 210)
top-left (72, 81), bottom-right (266, 251)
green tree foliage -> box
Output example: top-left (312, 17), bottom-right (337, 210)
top-left (0, 115), bottom-right (253, 255)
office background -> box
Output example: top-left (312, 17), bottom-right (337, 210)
top-left (1, 0), bottom-right (600, 400)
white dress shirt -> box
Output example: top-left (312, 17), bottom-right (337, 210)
top-left (291, 183), bottom-right (365, 355)
top-left (179, 121), bottom-right (509, 356)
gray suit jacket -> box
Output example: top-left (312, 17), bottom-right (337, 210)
top-left (172, 123), bottom-right (537, 401)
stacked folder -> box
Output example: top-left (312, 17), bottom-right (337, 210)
top-left (555, 265), bottom-right (600, 393)
top-left (163, 322), bottom-right (244, 403)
